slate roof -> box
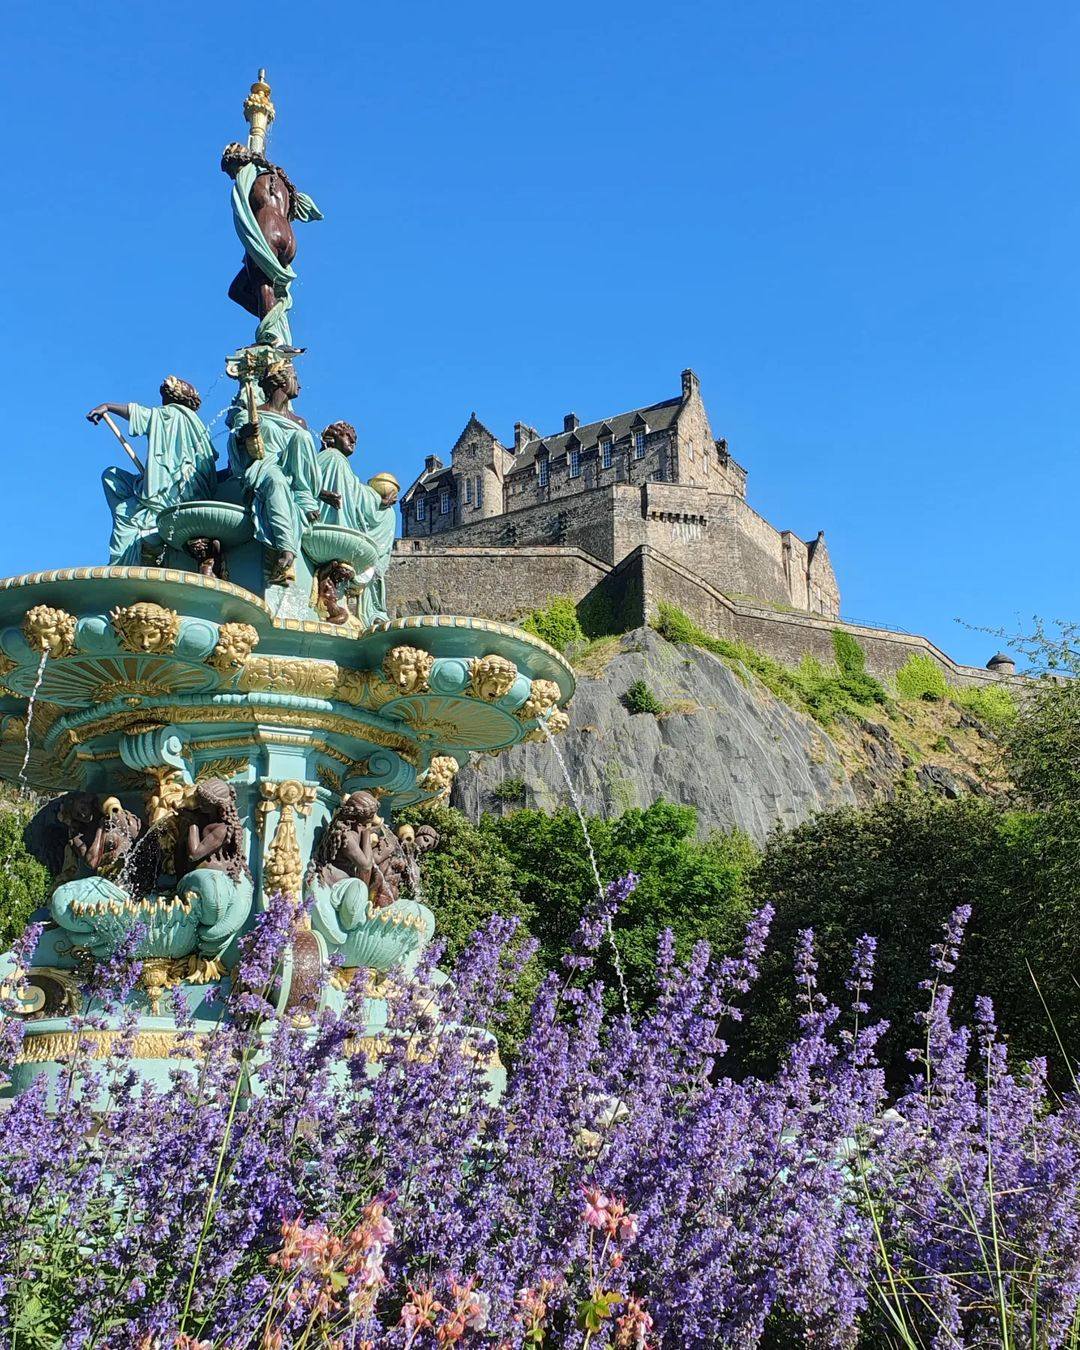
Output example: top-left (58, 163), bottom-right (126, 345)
top-left (509, 396), bottom-right (683, 472)
top-left (402, 463), bottom-right (454, 500)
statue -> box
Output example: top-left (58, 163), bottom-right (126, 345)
top-left (173, 778), bottom-right (254, 961)
top-left (221, 138), bottom-right (322, 349)
top-left (306, 793), bottom-right (433, 972)
top-left (227, 359), bottom-right (321, 584)
top-left (49, 794), bottom-right (156, 954)
top-left (87, 378), bottom-right (218, 566)
top-left (317, 422), bottom-right (398, 624)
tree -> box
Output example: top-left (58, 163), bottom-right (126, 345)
top-left (0, 795), bottom-right (49, 949)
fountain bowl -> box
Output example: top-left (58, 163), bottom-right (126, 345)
top-left (302, 524), bottom-right (379, 573)
top-left (158, 501), bottom-right (255, 549)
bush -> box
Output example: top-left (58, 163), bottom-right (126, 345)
top-left (623, 679), bottom-right (666, 715)
top-left (520, 595), bottom-right (585, 653)
top-left (0, 796), bottom-right (48, 947)
top-left (489, 776), bottom-right (526, 803)
top-left (953, 680), bottom-right (1017, 732)
top-left (734, 792), bottom-right (1078, 1087)
top-left (655, 603), bottom-right (886, 725)
top-left (896, 652), bottom-right (949, 701)
top-left (484, 800), bottom-right (757, 1011)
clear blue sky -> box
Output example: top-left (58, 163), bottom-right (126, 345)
top-left (4, 1), bottom-right (1077, 666)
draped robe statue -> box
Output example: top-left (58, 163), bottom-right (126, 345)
top-left (222, 143), bottom-right (323, 349)
top-left (89, 379), bottom-right (217, 566)
top-left (317, 422), bottom-right (399, 624)
top-left (227, 361), bottom-right (320, 582)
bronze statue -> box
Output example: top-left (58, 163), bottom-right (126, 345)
top-left (180, 778), bottom-right (252, 885)
top-left (306, 790), bottom-right (382, 893)
top-left (221, 135), bottom-right (322, 349)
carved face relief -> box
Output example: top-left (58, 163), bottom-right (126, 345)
top-left (383, 646), bottom-right (434, 695)
top-left (210, 622), bottom-right (260, 675)
top-left (517, 678), bottom-right (561, 721)
top-left (110, 603), bottom-right (181, 654)
top-left (469, 654), bottom-right (518, 702)
top-left (23, 605), bottom-right (77, 659)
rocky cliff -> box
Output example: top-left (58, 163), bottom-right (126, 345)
top-left (452, 628), bottom-right (1005, 842)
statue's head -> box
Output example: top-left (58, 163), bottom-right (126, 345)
top-left (340, 790), bottom-right (380, 826)
top-left (160, 375), bottom-right (201, 411)
top-left (321, 421), bottom-right (357, 456)
top-left (261, 359), bottom-right (300, 401)
top-left (57, 791), bottom-right (99, 829)
top-left (194, 777), bottom-right (235, 820)
top-left (414, 824), bottom-right (440, 855)
top-left (220, 141), bottom-right (255, 179)
top-left (368, 472), bottom-right (400, 507)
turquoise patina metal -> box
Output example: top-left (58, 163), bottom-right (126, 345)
top-left (0, 75), bottom-right (572, 1102)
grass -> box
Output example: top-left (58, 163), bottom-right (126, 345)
top-left (895, 654), bottom-right (1018, 735)
top-left (653, 603), bottom-right (888, 727)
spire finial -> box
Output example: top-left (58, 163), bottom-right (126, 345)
top-left (243, 70), bottom-right (275, 156)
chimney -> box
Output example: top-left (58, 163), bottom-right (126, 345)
top-left (564, 412), bottom-right (579, 433)
top-left (424, 454), bottom-right (443, 474)
top-left (514, 422), bottom-right (529, 453)
top-left (681, 368), bottom-right (700, 400)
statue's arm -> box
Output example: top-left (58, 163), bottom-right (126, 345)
top-left (86, 402), bottom-right (132, 425)
top-left (187, 822), bottom-right (229, 864)
top-left (83, 827), bottom-right (107, 872)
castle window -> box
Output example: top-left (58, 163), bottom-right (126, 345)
top-left (538, 455), bottom-right (549, 488)
top-left (600, 438), bottom-right (613, 469)
top-left (416, 496), bottom-right (427, 522)
top-left (476, 475), bottom-right (483, 506)
top-left (633, 429), bottom-right (646, 459)
top-left (440, 487), bottom-right (451, 515)
top-left (464, 476), bottom-right (473, 505)
top-left (687, 439), bottom-right (694, 461)
top-left (569, 447), bottom-right (581, 479)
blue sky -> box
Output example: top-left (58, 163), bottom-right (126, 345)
top-left (4, 1), bottom-right (1077, 666)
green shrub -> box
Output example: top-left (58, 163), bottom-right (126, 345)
top-left (895, 653), bottom-right (948, 702)
top-left (655, 604), bottom-right (885, 725)
top-left (623, 679), bottom-right (667, 715)
top-left (0, 799), bottom-right (48, 948)
top-left (520, 596), bottom-right (585, 653)
top-left (490, 776), bottom-right (527, 803)
top-left (953, 681), bottom-right (1017, 733)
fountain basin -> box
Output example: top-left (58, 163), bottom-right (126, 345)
top-left (158, 501), bottom-right (255, 549)
top-left (302, 524), bottom-right (379, 573)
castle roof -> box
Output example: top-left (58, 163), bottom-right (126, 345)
top-left (508, 396), bottom-right (683, 471)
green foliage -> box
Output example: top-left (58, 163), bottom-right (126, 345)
top-left (483, 800), bottom-right (757, 1012)
top-left (895, 653), bottom-right (948, 702)
top-left (394, 804), bottom-right (541, 1050)
top-left (490, 776), bottom-right (527, 803)
top-left (623, 679), bottom-right (666, 716)
top-left (654, 603), bottom-right (886, 725)
top-left (520, 596), bottom-right (586, 653)
top-left (0, 797), bottom-right (48, 947)
top-left (735, 792), bottom-right (1080, 1087)
top-left (952, 681), bottom-right (1017, 733)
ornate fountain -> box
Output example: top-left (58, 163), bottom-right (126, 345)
top-left (0, 74), bottom-right (572, 1101)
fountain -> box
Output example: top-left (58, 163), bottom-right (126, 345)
top-left (0, 73), bottom-right (574, 1103)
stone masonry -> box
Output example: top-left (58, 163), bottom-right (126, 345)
top-left (398, 369), bottom-right (840, 618)
top-left (389, 368), bottom-right (1010, 687)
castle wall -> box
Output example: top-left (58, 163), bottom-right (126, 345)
top-left (389, 542), bottom-right (611, 622)
top-left (387, 541), bottom-right (1008, 690)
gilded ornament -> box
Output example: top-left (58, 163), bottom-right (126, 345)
top-left (469, 654), bottom-right (518, 701)
top-left (23, 605), bottom-right (77, 658)
top-left (16, 1028), bottom-right (209, 1064)
top-left (0, 652), bottom-right (17, 679)
top-left (417, 754), bottom-right (459, 800)
top-left (547, 708), bottom-right (570, 735)
top-left (110, 602), bottom-right (181, 654)
top-left (259, 779), bottom-right (317, 900)
top-left (238, 654), bottom-right (339, 699)
top-left (383, 645), bottom-right (434, 694)
top-left (210, 622), bottom-right (260, 675)
top-left (195, 757), bottom-right (247, 782)
top-left (316, 764), bottom-right (343, 794)
top-left (516, 678), bottom-right (561, 722)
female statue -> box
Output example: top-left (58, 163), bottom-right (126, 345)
top-left (174, 778), bottom-right (254, 962)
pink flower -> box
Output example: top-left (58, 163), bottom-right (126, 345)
top-left (581, 1184), bottom-right (611, 1230)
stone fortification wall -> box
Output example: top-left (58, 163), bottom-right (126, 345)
top-left (388, 541), bottom-right (1007, 690)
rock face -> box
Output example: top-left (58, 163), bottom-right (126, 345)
top-left (452, 629), bottom-right (856, 842)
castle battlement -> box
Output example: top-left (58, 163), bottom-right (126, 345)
top-left (398, 368), bottom-right (840, 620)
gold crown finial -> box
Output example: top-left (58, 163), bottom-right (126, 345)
top-left (243, 69), bottom-right (275, 156)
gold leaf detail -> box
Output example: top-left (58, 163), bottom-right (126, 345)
top-left (110, 603), bottom-right (181, 654)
